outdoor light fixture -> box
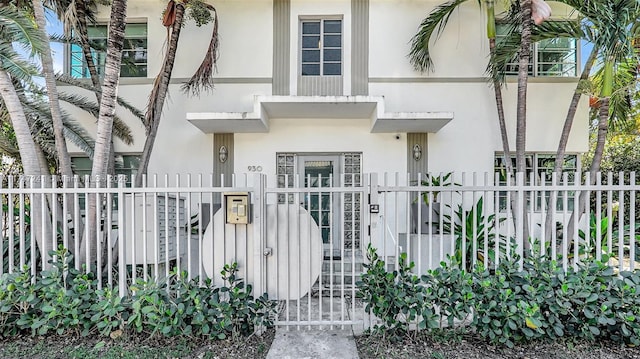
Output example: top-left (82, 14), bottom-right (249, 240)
top-left (219, 145), bottom-right (228, 163)
top-left (413, 144), bottom-right (422, 161)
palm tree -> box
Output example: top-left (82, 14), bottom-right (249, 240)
top-left (135, 0), bottom-right (220, 186)
top-left (409, 0), bottom-right (515, 175)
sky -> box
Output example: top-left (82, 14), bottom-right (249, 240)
top-left (45, 10), bottom-right (64, 73)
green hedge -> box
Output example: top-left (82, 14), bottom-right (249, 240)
top-left (0, 247), bottom-right (277, 339)
top-left (358, 245), bottom-right (640, 347)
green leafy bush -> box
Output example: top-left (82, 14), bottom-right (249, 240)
top-left (0, 246), bottom-right (276, 339)
top-left (358, 246), bottom-right (640, 347)
top-left (358, 244), bottom-right (438, 341)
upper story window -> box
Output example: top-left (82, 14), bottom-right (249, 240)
top-left (69, 23), bottom-right (148, 78)
top-left (301, 19), bottom-right (342, 76)
top-left (497, 23), bottom-right (578, 77)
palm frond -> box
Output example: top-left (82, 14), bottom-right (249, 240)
top-left (181, 4), bottom-right (219, 96)
top-left (53, 90), bottom-right (134, 145)
top-left (56, 73), bottom-right (145, 122)
top-left (408, 0), bottom-right (470, 72)
top-left (0, 5), bottom-right (48, 56)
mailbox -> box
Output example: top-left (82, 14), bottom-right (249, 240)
top-left (224, 192), bottom-right (251, 224)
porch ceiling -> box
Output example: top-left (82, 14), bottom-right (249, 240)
top-left (186, 95), bottom-right (453, 133)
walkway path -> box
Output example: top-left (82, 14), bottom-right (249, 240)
top-left (265, 329), bottom-right (359, 359)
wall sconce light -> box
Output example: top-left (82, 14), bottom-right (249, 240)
top-left (412, 144), bottom-right (422, 161)
top-left (219, 145), bottom-right (228, 163)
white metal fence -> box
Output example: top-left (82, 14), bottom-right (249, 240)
top-left (0, 172), bottom-right (638, 330)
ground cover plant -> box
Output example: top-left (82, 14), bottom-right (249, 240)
top-left (0, 246), bottom-right (277, 341)
top-left (357, 244), bottom-right (640, 356)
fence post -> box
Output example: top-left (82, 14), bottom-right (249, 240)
top-left (117, 175), bottom-right (127, 297)
top-left (367, 173), bottom-right (379, 255)
top-left (516, 172), bottom-right (525, 269)
top-left (253, 173), bottom-right (265, 297)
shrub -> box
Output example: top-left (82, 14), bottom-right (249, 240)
top-left (358, 244), bottom-right (438, 340)
top-left (358, 246), bottom-right (640, 347)
top-left (0, 247), bottom-right (276, 339)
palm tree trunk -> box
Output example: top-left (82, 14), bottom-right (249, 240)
top-left (542, 48), bottom-right (598, 242)
top-left (85, 0), bottom-right (128, 265)
top-left (0, 70), bottom-right (51, 260)
top-left (135, 2), bottom-right (185, 186)
top-left (516, 0), bottom-right (533, 250)
top-left (564, 61), bottom-right (613, 254)
top-left (33, 0), bottom-right (74, 178)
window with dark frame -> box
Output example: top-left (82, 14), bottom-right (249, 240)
top-left (301, 19), bottom-right (342, 76)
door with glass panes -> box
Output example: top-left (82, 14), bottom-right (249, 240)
top-left (297, 155), bottom-right (341, 257)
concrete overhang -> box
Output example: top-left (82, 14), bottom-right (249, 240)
top-left (186, 95), bottom-right (453, 133)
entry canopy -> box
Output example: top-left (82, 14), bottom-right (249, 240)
top-left (186, 95), bottom-right (453, 133)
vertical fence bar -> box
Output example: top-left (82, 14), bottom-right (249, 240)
top-left (618, 172), bottom-right (624, 271)
top-left (494, 172), bottom-right (500, 269)
top-left (572, 172), bottom-right (579, 271)
top-left (62, 176), bottom-right (69, 256)
top-left (22, 177), bottom-right (28, 272)
top-left (630, 172), bottom-right (636, 271)
top-left (118, 177), bottom-right (127, 297)
top-left (141, 175), bottom-right (148, 282)
top-left (550, 172), bottom-right (557, 261)
top-left (505, 172), bottom-right (512, 262)
top-left (73, 176), bottom-right (80, 271)
top-left (176, 174), bottom-right (182, 278)
top-left (40, 175), bottom-right (47, 271)
top-left (540, 174), bottom-right (547, 258)
top-left (198, 174), bottom-right (204, 284)
top-left (186, 174), bottom-right (192, 281)
top-left (472, 172), bottom-right (478, 268)
top-left (96, 179), bottom-right (103, 288)
top-left (596, 173), bottom-right (602, 262)
top-left (106, 176), bottom-right (113, 288)
top-left (8, 176), bottom-right (15, 273)
top-left (164, 174), bottom-right (170, 278)
top-left (51, 176), bottom-right (57, 265)
top-left (584, 172), bottom-right (591, 263)
top-left (461, 173), bottom-right (467, 269)
top-left (483, 172), bottom-right (489, 268)
top-left (516, 172), bottom-right (524, 269)
top-left (561, 172), bottom-right (568, 271)
top-left (130, 177), bottom-right (137, 284)
top-left (607, 172), bottom-right (613, 266)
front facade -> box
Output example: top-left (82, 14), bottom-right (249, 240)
top-left (52, 0), bottom-right (603, 328)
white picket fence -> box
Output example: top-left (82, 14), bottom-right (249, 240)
top-left (0, 172), bottom-right (637, 329)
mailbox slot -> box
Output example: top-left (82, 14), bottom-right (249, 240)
top-left (224, 192), bottom-right (251, 224)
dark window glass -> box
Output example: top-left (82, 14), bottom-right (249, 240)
top-left (302, 21), bottom-right (320, 35)
top-left (323, 49), bottom-right (341, 61)
top-left (324, 34), bottom-right (341, 48)
top-left (302, 50), bottom-right (320, 62)
top-left (302, 64), bottom-right (320, 76)
top-left (302, 35), bottom-right (320, 49)
top-left (323, 63), bottom-right (341, 75)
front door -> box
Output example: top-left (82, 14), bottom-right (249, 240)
top-left (297, 155), bottom-right (341, 257)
